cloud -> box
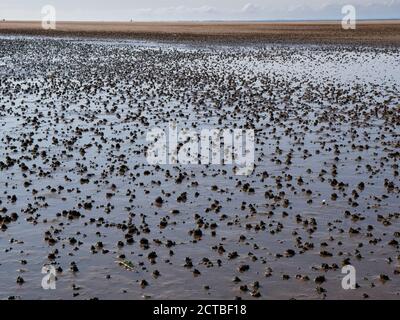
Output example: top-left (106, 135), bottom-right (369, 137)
top-left (129, 1), bottom-right (400, 21)
top-left (131, 5), bottom-right (220, 20)
top-left (1, 0), bottom-right (400, 21)
top-left (241, 3), bottom-right (263, 14)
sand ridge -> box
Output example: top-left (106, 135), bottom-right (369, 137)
top-left (1, 20), bottom-right (400, 45)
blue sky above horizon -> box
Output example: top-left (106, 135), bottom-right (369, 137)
top-left (1, 0), bottom-right (400, 21)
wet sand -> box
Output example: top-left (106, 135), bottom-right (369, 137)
top-left (0, 33), bottom-right (399, 300)
top-left (1, 21), bottom-right (400, 45)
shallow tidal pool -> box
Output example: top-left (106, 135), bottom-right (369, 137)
top-left (0, 36), bottom-right (399, 299)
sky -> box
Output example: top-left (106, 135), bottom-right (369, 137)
top-left (1, 0), bottom-right (400, 21)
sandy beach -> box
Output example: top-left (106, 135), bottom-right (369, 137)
top-left (1, 20), bottom-right (400, 45)
top-left (0, 13), bottom-right (399, 302)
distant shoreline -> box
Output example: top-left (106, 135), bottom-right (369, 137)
top-left (1, 20), bottom-right (400, 46)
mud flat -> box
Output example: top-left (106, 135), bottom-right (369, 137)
top-left (1, 21), bottom-right (400, 46)
top-left (0, 35), bottom-right (399, 300)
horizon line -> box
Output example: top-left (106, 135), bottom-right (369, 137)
top-left (2, 18), bottom-right (400, 23)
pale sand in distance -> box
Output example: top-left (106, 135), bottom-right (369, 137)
top-left (1, 20), bottom-right (400, 45)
